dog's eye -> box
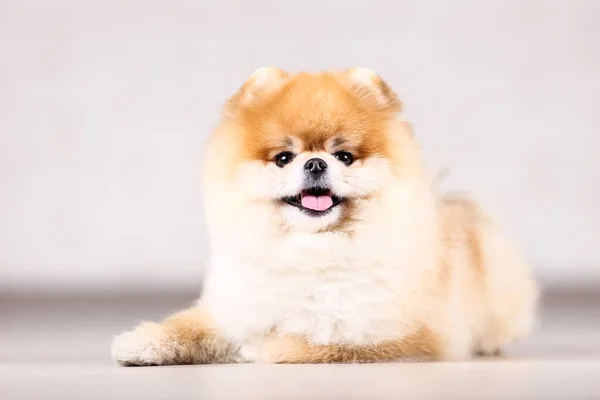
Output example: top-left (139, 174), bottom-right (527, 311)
top-left (333, 151), bottom-right (354, 166)
top-left (275, 151), bottom-right (295, 168)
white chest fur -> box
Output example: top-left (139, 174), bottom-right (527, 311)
top-left (202, 230), bottom-right (418, 350)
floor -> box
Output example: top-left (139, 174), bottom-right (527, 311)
top-left (2, 289), bottom-right (600, 400)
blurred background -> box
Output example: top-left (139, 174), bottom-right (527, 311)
top-left (1, 0), bottom-right (599, 297)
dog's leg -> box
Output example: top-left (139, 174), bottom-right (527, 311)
top-left (262, 326), bottom-right (442, 363)
top-left (111, 307), bottom-right (235, 366)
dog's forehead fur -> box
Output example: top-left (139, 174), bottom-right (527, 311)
top-left (226, 71), bottom-right (401, 162)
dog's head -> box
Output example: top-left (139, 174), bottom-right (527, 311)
top-left (204, 68), bottom-right (421, 235)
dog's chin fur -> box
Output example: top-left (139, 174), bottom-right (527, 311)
top-left (112, 68), bottom-right (538, 365)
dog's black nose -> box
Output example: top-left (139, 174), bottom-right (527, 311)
top-left (304, 158), bottom-right (327, 175)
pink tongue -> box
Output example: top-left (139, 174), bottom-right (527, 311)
top-left (301, 194), bottom-right (333, 211)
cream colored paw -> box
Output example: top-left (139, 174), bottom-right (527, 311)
top-left (111, 322), bottom-right (170, 366)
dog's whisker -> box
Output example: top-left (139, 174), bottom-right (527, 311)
top-left (344, 175), bottom-right (379, 184)
top-left (342, 180), bottom-right (370, 197)
top-left (275, 184), bottom-right (287, 198)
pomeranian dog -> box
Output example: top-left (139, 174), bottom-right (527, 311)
top-left (111, 68), bottom-right (537, 365)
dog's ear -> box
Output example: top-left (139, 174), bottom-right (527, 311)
top-left (230, 67), bottom-right (289, 106)
top-left (345, 67), bottom-right (402, 112)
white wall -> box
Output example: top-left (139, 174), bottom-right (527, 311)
top-left (1, 0), bottom-right (599, 293)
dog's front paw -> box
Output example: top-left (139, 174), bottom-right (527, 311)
top-left (111, 322), bottom-right (171, 366)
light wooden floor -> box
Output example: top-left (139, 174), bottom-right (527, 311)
top-left (2, 289), bottom-right (600, 399)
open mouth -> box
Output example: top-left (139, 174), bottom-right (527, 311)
top-left (281, 187), bottom-right (345, 216)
